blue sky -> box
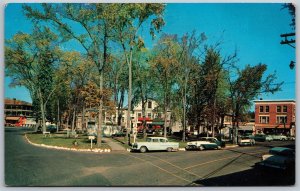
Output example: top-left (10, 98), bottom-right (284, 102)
top-left (4, 3), bottom-right (296, 105)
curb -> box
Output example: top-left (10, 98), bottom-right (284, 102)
top-left (24, 134), bottom-right (112, 153)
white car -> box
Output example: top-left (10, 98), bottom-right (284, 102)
top-left (131, 137), bottom-right (179, 153)
top-left (185, 137), bottom-right (223, 151)
top-left (258, 147), bottom-right (295, 170)
top-left (271, 134), bottom-right (288, 141)
top-left (265, 135), bottom-right (273, 142)
top-left (238, 136), bottom-right (255, 146)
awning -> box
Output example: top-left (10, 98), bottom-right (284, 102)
top-left (138, 117), bottom-right (152, 121)
top-left (5, 117), bottom-right (20, 121)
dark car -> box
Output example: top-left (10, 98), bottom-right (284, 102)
top-left (249, 134), bottom-right (266, 142)
top-left (47, 125), bottom-right (57, 133)
top-left (258, 147), bottom-right (295, 170)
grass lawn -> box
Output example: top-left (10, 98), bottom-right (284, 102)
top-left (26, 133), bottom-right (111, 150)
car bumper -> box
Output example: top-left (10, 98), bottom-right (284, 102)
top-left (238, 142), bottom-right (253, 146)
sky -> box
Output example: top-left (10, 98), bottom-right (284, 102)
top-left (3, 3), bottom-right (296, 105)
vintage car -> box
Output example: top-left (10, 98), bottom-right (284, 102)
top-left (271, 134), bottom-right (288, 141)
top-left (131, 137), bottom-right (179, 153)
top-left (265, 135), bottom-right (273, 142)
top-left (258, 147), bottom-right (295, 170)
top-left (185, 137), bottom-right (223, 151)
top-left (238, 136), bottom-right (255, 146)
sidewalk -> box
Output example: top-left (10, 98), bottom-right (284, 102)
top-left (103, 137), bottom-right (127, 152)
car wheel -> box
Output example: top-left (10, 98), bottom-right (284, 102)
top-left (140, 146), bottom-right (147, 153)
top-left (217, 146), bottom-right (221, 150)
top-left (167, 147), bottom-right (173, 152)
top-left (199, 145), bottom-right (205, 151)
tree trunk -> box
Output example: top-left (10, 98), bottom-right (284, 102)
top-left (97, 71), bottom-right (103, 148)
top-left (82, 107), bottom-right (86, 131)
top-left (38, 89), bottom-right (46, 132)
top-left (126, 49), bottom-right (133, 145)
top-left (57, 100), bottom-right (60, 132)
top-left (71, 107), bottom-right (76, 132)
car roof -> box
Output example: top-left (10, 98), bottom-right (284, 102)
top-left (270, 147), bottom-right (293, 152)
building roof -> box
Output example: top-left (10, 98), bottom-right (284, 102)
top-left (5, 98), bottom-right (32, 106)
top-left (253, 99), bottom-right (295, 103)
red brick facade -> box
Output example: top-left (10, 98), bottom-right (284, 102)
top-left (254, 100), bottom-right (296, 135)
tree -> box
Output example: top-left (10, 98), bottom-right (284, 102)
top-left (24, 3), bottom-right (116, 147)
top-left (228, 64), bottom-right (283, 143)
top-left (5, 26), bottom-right (61, 132)
top-left (150, 34), bottom-right (181, 137)
top-left (111, 3), bottom-right (165, 144)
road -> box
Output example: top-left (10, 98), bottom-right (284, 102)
top-left (5, 127), bottom-right (295, 186)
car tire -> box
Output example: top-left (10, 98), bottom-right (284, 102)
top-left (199, 145), bottom-right (205, 151)
top-left (140, 146), bottom-right (147, 153)
top-left (167, 147), bottom-right (173, 152)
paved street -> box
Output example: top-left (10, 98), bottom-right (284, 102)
top-left (5, 127), bottom-right (295, 186)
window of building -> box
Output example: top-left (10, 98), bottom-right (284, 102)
top-left (265, 106), bottom-right (269, 113)
top-left (147, 113), bottom-right (152, 118)
top-left (122, 117), bottom-right (125, 122)
top-left (158, 113), bottom-right (162, 118)
top-left (276, 116), bottom-right (287, 124)
top-left (259, 116), bottom-right (269, 124)
top-left (259, 106), bottom-right (264, 113)
top-left (148, 101), bottom-right (152, 109)
top-left (277, 106), bottom-right (281, 113)
top-left (138, 113), bottom-right (142, 118)
top-left (283, 106), bottom-right (287, 112)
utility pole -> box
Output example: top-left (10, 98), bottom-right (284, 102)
top-left (280, 33), bottom-right (296, 69)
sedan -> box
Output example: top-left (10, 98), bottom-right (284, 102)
top-left (185, 137), bottom-right (223, 151)
top-left (258, 147), bottom-right (295, 170)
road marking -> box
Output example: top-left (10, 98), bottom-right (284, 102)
top-left (122, 153), bottom-right (194, 184)
top-left (143, 153), bottom-right (202, 178)
top-left (184, 150), bottom-right (266, 170)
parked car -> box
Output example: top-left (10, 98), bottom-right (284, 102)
top-left (265, 135), bottom-right (273, 142)
top-left (185, 137), bottom-right (223, 151)
top-left (47, 125), bottom-right (57, 133)
top-left (238, 136), bottom-right (255, 146)
top-left (271, 134), bottom-right (288, 141)
top-left (258, 147), bottom-right (295, 170)
top-left (131, 137), bottom-right (179, 153)
top-left (287, 136), bottom-right (295, 141)
top-left (249, 134), bottom-right (266, 142)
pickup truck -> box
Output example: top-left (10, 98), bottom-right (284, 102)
top-left (131, 137), bottom-right (179, 153)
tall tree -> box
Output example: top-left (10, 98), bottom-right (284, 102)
top-left (24, 3), bottom-right (116, 147)
top-left (150, 34), bottom-right (181, 137)
top-left (228, 64), bottom-right (283, 143)
top-left (5, 26), bottom-right (61, 132)
top-left (111, 3), bottom-right (165, 143)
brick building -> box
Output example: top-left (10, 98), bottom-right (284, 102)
top-left (254, 100), bottom-right (296, 136)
